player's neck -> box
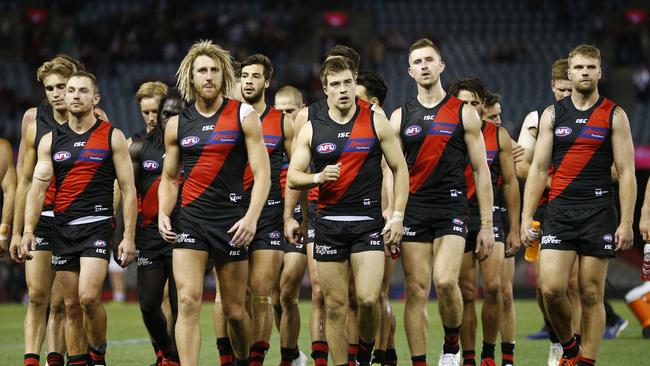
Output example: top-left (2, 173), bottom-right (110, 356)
top-left (195, 94), bottom-right (224, 117)
top-left (68, 111), bottom-right (97, 134)
top-left (570, 89), bottom-right (600, 111)
top-left (416, 82), bottom-right (446, 108)
top-left (250, 98), bottom-right (267, 115)
top-left (52, 108), bottom-right (68, 124)
top-left (328, 103), bottom-right (356, 124)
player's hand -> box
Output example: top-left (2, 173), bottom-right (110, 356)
top-left (475, 227), bottom-right (495, 261)
top-left (315, 163), bottom-right (341, 184)
top-left (284, 217), bottom-right (303, 246)
top-left (512, 143), bottom-right (526, 163)
top-left (17, 232), bottom-right (35, 262)
top-left (0, 224), bottom-right (10, 257)
top-left (9, 234), bottom-right (22, 262)
top-left (228, 214), bottom-right (257, 248)
top-left (381, 212), bottom-right (403, 258)
top-left (158, 214), bottom-right (176, 243)
top-left (505, 228), bottom-right (521, 257)
top-left (117, 238), bottom-right (136, 267)
top-left (615, 223), bottom-right (634, 253)
top-left (520, 216), bottom-right (535, 248)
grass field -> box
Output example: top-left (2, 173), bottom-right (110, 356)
top-left (0, 300), bottom-right (647, 365)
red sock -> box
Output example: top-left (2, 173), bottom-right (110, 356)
top-left (311, 341), bottom-right (329, 366)
top-left (24, 354), bottom-right (40, 366)
top-left (250, 340), bottom-right (270, 366)
top-left (577, 357), bottom-right (596, 366)
top-left (348, 343), bottom-right (359, 366)
top-left (217, 337), bottom-right (235, 366)
top-left (46, 352), bottom-right (65, 366)
top-left (411, 354), bottom-right (427, 366)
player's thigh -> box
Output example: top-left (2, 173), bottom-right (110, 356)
top-left (317, 260), bottom-right (349, 305)
top-left (249, 249), bottom-right (284, 293)
top-left (539, 249), bottom-right (577, 293)
top-left (216, 259), bottom-right (249, 309)
top-left (173, 248), bottom-right (208, 300)
top-left (479, 242), bottom-right (505, 291)
top-left (351, 250), bottom-right (385, 301)
top-left (401, 241), bottom-right (434, 297)
top-left (432, 234), bottom-right (466, 285)
top-left (25, 250), bottom-right (55, 295)
top-left (78, 257), bottom-right (109, 301)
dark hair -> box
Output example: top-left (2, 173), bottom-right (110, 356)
top-left (320, 57), bottom-right (356, 85)
top-left (484, 91), bottom-right (501, 108)
top-left (356, 71), bottom-right (388, 106)
top-left (150, 90), bottom-right (187, 148)
top-left (448, 77), bottom-right (488, 102)
top-left (324, 44), bottom-right (361, 72)
top-left (408, 38), bottom-right (442, 62)
top-left (232, 60), bottom-right (242, 79)
top-left (241, 54), bottom-right (274, 80)
top-left (69, 71), bottom-right (99, 92)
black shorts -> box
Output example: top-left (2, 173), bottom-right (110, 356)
top-left (51, 219), bottom-right (114, 271)
top-left (541, 205), bottom-right (618, 258)
top-left (249, 217), bottom-right (285, 251)
top-left (464, 225), bottom-right (505, 253)
top-left (136, 227), bottom-right (172, 272)
top-left (534, 204), bottom-right (547, 224)
top-left (403, 210), bottom-right (469, 243)
top-left (175, 215), bottom-right (248, 263)
top-left (314, 218), bottom-right (384, 262)
top-left (33, 215), bottom-right (54, 251)
top-left (306, 200), bottom-right (317, 244)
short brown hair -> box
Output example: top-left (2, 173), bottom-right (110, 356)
top-left (551, 58), bottom-right (569, 81)
top-left (241, 54), bottom-right (274, 80)
top-left (135, 81), bottom-right (168, 103)
top-left (36, 58), bottom-right (76, 82)
top-left (324, 45), bottom-right (361, 72)
top-left (320, 57), bottom-right (356, 85)
top-left (568, 44), bottom-right (601, 64)
top-left (484, 91), bottom-right (501, 108)
top-left (69, 71), bottom-right (99, 92)
top-left (408, 38), bottom-right (442, 62)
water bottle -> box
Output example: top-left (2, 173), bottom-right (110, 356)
top-left (642, 243), bottom-right (650, 281)
top-left (524, 220), bottom-right (542, 262)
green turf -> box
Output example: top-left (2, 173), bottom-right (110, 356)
top-left (0, 300), bottom-right (647, 365)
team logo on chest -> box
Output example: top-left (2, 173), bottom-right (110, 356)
top-left (316, 142), bottom-right (337, 154)
top-left (142, 160), bottom-right (160, 170)
top-left (578, 126), bottom-right (608, 140)
top-left (264, 135), bottom-right (281, 149)
top-left (209, 130), bottom-right (239, 145)
top-left (343, 138), bottom-right (375, 152)
top-left (404, 125), bottom-right (422, 137)
top-left (53, 151), bottom-right (71, 162)
top-left (181, 136), bottom-right (200, 147)
top-left (428, 122), bottom-right (457, 136)
top-left (554, 126), bottom-right (572, 137)
top-left (78, 148), bottom-right (109, 162)
top-left (486, 150), bottom-right (497, 164)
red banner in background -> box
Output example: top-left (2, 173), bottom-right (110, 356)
top-left (636, 146), bottom-right (650, 169)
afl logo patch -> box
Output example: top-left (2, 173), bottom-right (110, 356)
top-left (53, 151), bottom-right (71, 162)
top-left (268, 231), bottom-right (282, 239)
top-left (142, 160), bottom-right (160, 170)
top-left (453, 218), bottom-right (464, 226)
top-left (181, 136), bottom-right (200, 147)
top-left (93, 240), bottom-right (107, 248)
top-left (316, 142), bottom-right (337, 154)
top-left (603, 234), bottom-right (613, 243)
top-left (404, 125), bottom-right (422, 136)
top-left (554, 127), bottom-right (572, 137)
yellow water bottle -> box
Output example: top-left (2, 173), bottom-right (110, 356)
top-left (524, 220), bottom-right (542, 262)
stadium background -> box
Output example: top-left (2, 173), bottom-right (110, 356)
top-left (0, 0), bottom-right (649, 304)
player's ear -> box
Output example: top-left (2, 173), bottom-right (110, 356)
top-left (407, 66), bottom-right (414, 79)
top-left (439, 60), bottom-right (446, 73)
top-left (264, 78), bottom-right (270, 89)
top-left (93, 93), bottom-right (101, 106)
top-left (371, 97), bottom-right (379, 105)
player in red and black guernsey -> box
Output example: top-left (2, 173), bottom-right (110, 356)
top-left (158, 41), bottom-right (270, 366)
top-left (389, 38), bottom-right (495, 366)
top-left (288, 57), bottom-right (408, 366)
top-left (10, 56), bottom-right (109, 366)
top-left (21, 71), bottom-right (137, 366)
top-left (448, 78), bottom-right (521, 366)
top-left (128, 83), bottom-right (187, 366)
top-left (0, 137), bottom-right (15, 257)
top-left (235, 54), bottom-right (294, 366)
top-left (290, 45), bottom-right (386, 366)
top-left (521, 45), bottom-right (636, 365)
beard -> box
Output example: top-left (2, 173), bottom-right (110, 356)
top-left (242, 88), bottom-right (263, 105)
top-left (573, 80), bottom-right (597, 95)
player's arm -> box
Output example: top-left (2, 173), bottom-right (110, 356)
top-left (611, 107), bottom-right (636, 252)
top-left (0, 139), bottom-right (17, 255)
top-left (158, 116), bottom-right (181, 243)
top-left (498, 127), bottom-right (521, 256)
top-left (515, 112), bottom-right (539, 181)
top-left (463, 105), bottom-right (495, 260)
top-left (640, 179), bottom-right (650, 241)
top-left (112, 129), bottom-right (137, 266)
top-left (228, 111), bottom-right (271, 247)
top-left (282, 114), bottom-right (307, 245)
top-left (18, 132), bottom-right (53, 262)
top-left (292, 106), bottom-right (309, 146)
top-left (288, 123), bottom-right (336, 190)
top-left (521, 106), bottom-right (554, 245)
top-left (375, 113), bottom-right (408, 248)
top-left (10, 109), bottom-right (37, 261)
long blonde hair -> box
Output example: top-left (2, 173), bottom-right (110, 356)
top-left (176, 40), bottom-right (235, 102)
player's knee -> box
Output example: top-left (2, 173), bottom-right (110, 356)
top-left (435, 277), bottom-right (458, 298)
top-left (356, 297), bottom-right (378, 314)
top-left (177, 291), bottom-right (202, 313)
top-left (280, 291), bottom-right (298, 311)
top-left (405, 280), bottom-right (429, 301)
top-left (325, 300), bottom-right (347, 320)
top-left (567, 278), bottom-right (580, 296)
top-left (501, 289), bottom-right (514, 311)
top-left (579, 286), bottom-right (602, 307)
top-left (223, 304), bottom-right (247, 324)
top-left (540, 283), bottom-right (566, 302)
top-left (79, 293), bottom-right (100, 315)
top-left (50, 297), bottom-right (66, 316)
top-left (27, 288), bottom-right (50, 308)
top-left (483, 278), bottom-right (502, 302)
top-left (459, 279), bottom-right (476, 303)
top-left (64, 301), bottom-right (82, 319)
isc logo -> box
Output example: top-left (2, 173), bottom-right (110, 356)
top-left (338, 132), bottom-right (350, 138)
top-left (74, 141), bottom-right (86, 147)
top-left (202, 125), bottom-right (215, 131)
top-left (576, 119), bottom-right (588, 124)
